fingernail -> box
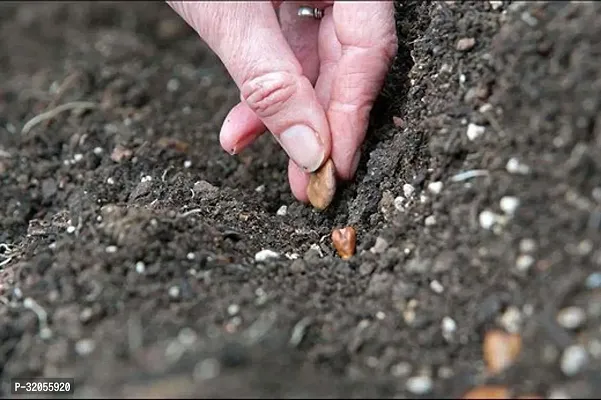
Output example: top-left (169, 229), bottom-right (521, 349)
top-left (350, 149), bottom-right (361, 177)
top-left (279, 125), bottom-right (325, 172)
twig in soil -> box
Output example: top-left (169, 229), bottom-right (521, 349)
top-left (179, 208), bottom-right (203, 217)
top-left (23, 298), bottom-right (52, 339)
top-left (289, 316), bottom-right (313, 348)
top-left (450, 169), bottom-right (490, 182)
top-left (0, 243), bottom-right (16, 267)
top-left (161, 167), bottom-right (173, 182)
top-left (0, 257), bottom-right (12, 268)
top-left (21, 101), bottom-right (99, 135)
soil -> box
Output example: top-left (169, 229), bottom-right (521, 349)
top-left (1, 1), bottom-right (600, 398)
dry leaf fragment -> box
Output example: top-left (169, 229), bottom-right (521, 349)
top-left (462, 385), bottom-right (510, 399)
top-left (307, 159), bottom-right (336, 210)
top-left (483, 330), bottom-right (522, 375)
top-left (332, 226), bottom-right (356, 260)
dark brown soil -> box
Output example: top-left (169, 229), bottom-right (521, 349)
top-left (1, 1), bottom-right (600, 398)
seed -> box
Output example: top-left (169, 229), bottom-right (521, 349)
top-left (462, 386), bottom-right (510, 399)
top-left (307, 159), bottom-right (336, 210)
top-left (483, 330), bottom-right (522, 374)
top-left (331, 226), bottom-right (356, 260)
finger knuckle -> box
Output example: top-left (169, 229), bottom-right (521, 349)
top-left (241, 71), bottom-right (297, 119)
top-left (382, 33), bottom-right (399, 63)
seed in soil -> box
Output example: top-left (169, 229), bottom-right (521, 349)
top-left (483, 330), bottom-right (522, 375)
top-left (331, 226), bottom-right (356, 260)
top-left (462, 386), bottom-right (510, 399)
top-left (306, 158), bottom-right (336, 210)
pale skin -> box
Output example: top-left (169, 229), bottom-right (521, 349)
top-left (167, 1), bottom-right (398, 203)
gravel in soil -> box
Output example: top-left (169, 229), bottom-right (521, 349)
top-left (1, 1), bottom-right (601, 398)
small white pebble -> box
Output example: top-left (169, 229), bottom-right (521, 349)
top-left (500, 196), bottom-right (520, 216)
top-left (404, 248), bottom-right (411, 255)
top-left (585, 272), bottom-right (601, 289)
top-left (430, 280), bottom-right (444, 294)
top-left (167, 78), bottom-right (180, 92)
top-left (391, 362), bottom-right (412, 377)
top-left (186, 252), bottom-right (195, 260)
top-left (376, 311), bottom-right (386, 320)
top-left (193, 358), bottom-right (221, 381)
top-left (515, 254), bottom-right (535, 272)
top-left (394, 196), bottom-right (405, 212)
top-left (489, 0), bottom-right (503, 10)
top-left (557, 307), bottom-right (586, 330)
top-left (75, 339), bottom-right (95, 356)
top-left (420, 194), bottom-right (429, 204)
top-left (466, 123), bottom-right (485, 141)
top-left (184, 160), bottom-right (192, 168)
top-left (370, 237), bottom-right (389, 254)
top-left (255, 249), bottom-right (280, 262)
top-left (406, 375), bottom-right (433, 395)
top-left (479, 103), bottom-right (493, 113)
top-left (73, 153), bottom-right (84, 162)
top-left (178, 327), bottom-right (197, 346)
top-left (519, 238), bottom-right (537, 253)
top-left (105, 245), bottom-right (118, 254)
top-left (168, 286), bottom-right (180, 299)
top-left (427, 181), bottom-right (444, 195)
top-left (506, 157), bottom-right (531, 175)
top-left (227, 304), bottom-right (240, 316)
top-left (479, 210), bottom-right (498, 230)
top-left (500, 306), bottom-right (522, 333)
top-left (255, 184), bottom-right (265, 193)
top-left (141, 175), bottom-right (152, 183)
top-left (425, 215), bottom-right (437, 226)
top-left (560, 345), bottom-right (589, 376)
top-left (276, 205), bottom-right (288, 216)
top-left (66, 226), bottom-right (76, 234)
top-left (441, 316), bottom-right (457, 341)
top-left (93, 147), bottom-right (103, 155)
top-left (106, 177), bottom-right (115, 185)
top-left (403, 184), bottom-right (415, 198)
top-left (135, 261), bottom-right (146, 274)
top-left (285, 252), bottom-right (299, 260)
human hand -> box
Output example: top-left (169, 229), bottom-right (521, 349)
top-left (167, 1), bottom-right (397, 203)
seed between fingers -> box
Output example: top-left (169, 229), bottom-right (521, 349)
top-left (306, 159), bottom-right (336, 210)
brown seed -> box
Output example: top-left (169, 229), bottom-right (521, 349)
top-left (307, 159), bottom-right (336, 210)
top-left (483, 329), bottom-right (522, 375)
top-left (331, 226), bottom-right (356, 260)
top-left (462, 386), bottom-right (510, 399)
top-left (157, 137), bottom-right (190, 153)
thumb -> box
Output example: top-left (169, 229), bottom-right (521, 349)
top-left (167, 1), bottom-right (331, 173)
